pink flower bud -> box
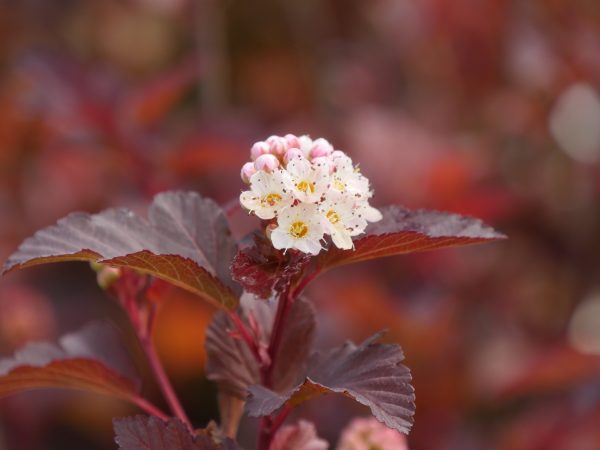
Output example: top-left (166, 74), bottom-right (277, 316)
top-left (254, 154), bottom-right (280, 172)
top-left (310, 138), bottom-right (333, 158)
top-left (331, 150), bottom-right (346, 160)
top-left (284, 133), bottom-right (300, 149)
top-left (240, 162), bottom-right (256, 183)
top-left (250, 141), bottom-right (270, 160)
top-left (266, 135), bottom-right (288, 156)
top-left (311, 156), bottom-right (334, 173)
top-left (284, 148), bottom-right (304, 164)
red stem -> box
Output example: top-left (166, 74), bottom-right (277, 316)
top-left (257, 288), bottom-right (295, 449)
top-left (139, 333), bottom-right (192, 429)
top-left (255, 268), bottom-right (321, 449)
top-left (131, 395), bottom-right (170, 421)
top-left (264, 291), bottom-right (292, 388)
top-left (258, 417), bottom-right (273, 450)
top-left (290, 268), bottom-right (321, 299)
top-left (270, 405), bottom-right (292, 435)
top-left (229, 311), bottom-right (264, 365)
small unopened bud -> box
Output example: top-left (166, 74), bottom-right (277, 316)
top-left (250, 141), bottom-right (270, 160)
top-left (310, 138), bottom-right (333, 159)
top-left (266, 135), bottom-right (288, 156)
top-left (91, 263), bottom-right (122, 290)
top-left (254, 154), bottom-right (280, 172)
top-left (265, 222), bottom-right (278, 241)
top-left (331, 150), bottom-right (346, 160)
top-left (284, 148), bottom-right (303, 164)
top-left (240, 162), bottom-right (256, 183)
top-left (284, 133), bottom-right (300, 149)
top-left (298, 135), bottom-right (313, 157)
top-left (311, 156), bottom-right (334, 173)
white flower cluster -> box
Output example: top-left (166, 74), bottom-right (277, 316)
top-left (239, 134), bottom-right (382, 255)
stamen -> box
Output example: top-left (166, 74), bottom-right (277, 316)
top-left (296, 181), bottom-right (315, 193)
top-left (290, 221), bottom-right (309, 238)
top-left (262, 193), bottom-right (282, 207)
top-left (326, 210), bottom-right (340, 224)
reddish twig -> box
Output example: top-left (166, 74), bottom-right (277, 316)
top-left (290, 268), bottom-right (321, 299)
top-left (228, 311), bottom-right (264, 365)
top-left (264, 290), bottom-right (292, 388)
top-left (131, 395), bottom-right (170, 421)
top-left (270, 404), bottom-right (293, 436)
top-left (113, 278), bottom-right (192, 430)
top-left (257, 287), bottom-right (296, 449)
top-left (139, 333), bottom-right (192, 429)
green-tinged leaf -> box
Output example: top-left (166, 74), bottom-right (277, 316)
top-left (113, 415), bottom-right (242, 450)
top-left (247, 333), bottom-right (415, 434)
top-left (0, 322), bottom-right (140, 401)
top-left (3, 191), bottom-right (239, 310)
top-left (318, 206), bottom-right (506, 271)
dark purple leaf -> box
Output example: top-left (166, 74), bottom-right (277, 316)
top-left (317, 206), bottom-right (506, 271)
top-left (247, 333), bottom-right (415, 434)
top-left (3, 191), bottom-right (239, 310)
top-left (230, 247), bottom-right (280, 300)
top-left (0, 322), bottom-right (140, 401)
top-left (205, 309), bottom-right (261, 400)
top-left (271, 298), bottom-right (316, 392)
top-left (205, 296), bottom-right (316, 397)
top-left (231, 235), bottom-right (311, 300)
top-left (113, 415), bottom-right (241, 450)
top-left (205, 296), bottom-right (316, 436)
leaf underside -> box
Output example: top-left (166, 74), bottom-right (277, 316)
top-left (318, 205), bottom-right (506, 271)
top-left (3, 191), bottom-right (239, 310)
top-left (247, 333), bottom-right (416, 435)
top-left (113, 415), bottom-right (241, 450)
top-left (0, 322), bottom-right (140, 401)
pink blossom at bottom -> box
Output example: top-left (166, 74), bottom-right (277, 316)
top-left (336, 417), bottom-right (408, 450)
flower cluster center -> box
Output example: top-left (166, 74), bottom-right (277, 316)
top-left (239, 134), bottom-right (382, 255)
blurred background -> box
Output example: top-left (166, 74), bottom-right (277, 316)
top-left (1, 0), bottom-right (600, 449)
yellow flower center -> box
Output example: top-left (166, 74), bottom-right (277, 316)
top-left (326, 210), bottom-right (340, 224)
top-left (296, 181), bottom-right (315, 193)
top-left (289, 221), bottom-right (308, 238)
top-left (262, 193), bottom-right (282, 207)
top-left (333, 178), bottom-right (345, 191)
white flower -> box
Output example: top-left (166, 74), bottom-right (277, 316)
top-left (330, 154), bottom-right (370, 198)
top-left (285, 156), bottom-right (330, 203)
top-left (319, 195), bottom-right (364, 250)
top-left (270, 203), bottom-right (325, 255)
top-left (355, 201), bottom-right (383, 223)
top-left (240, 170), bottom-right (293, 220)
